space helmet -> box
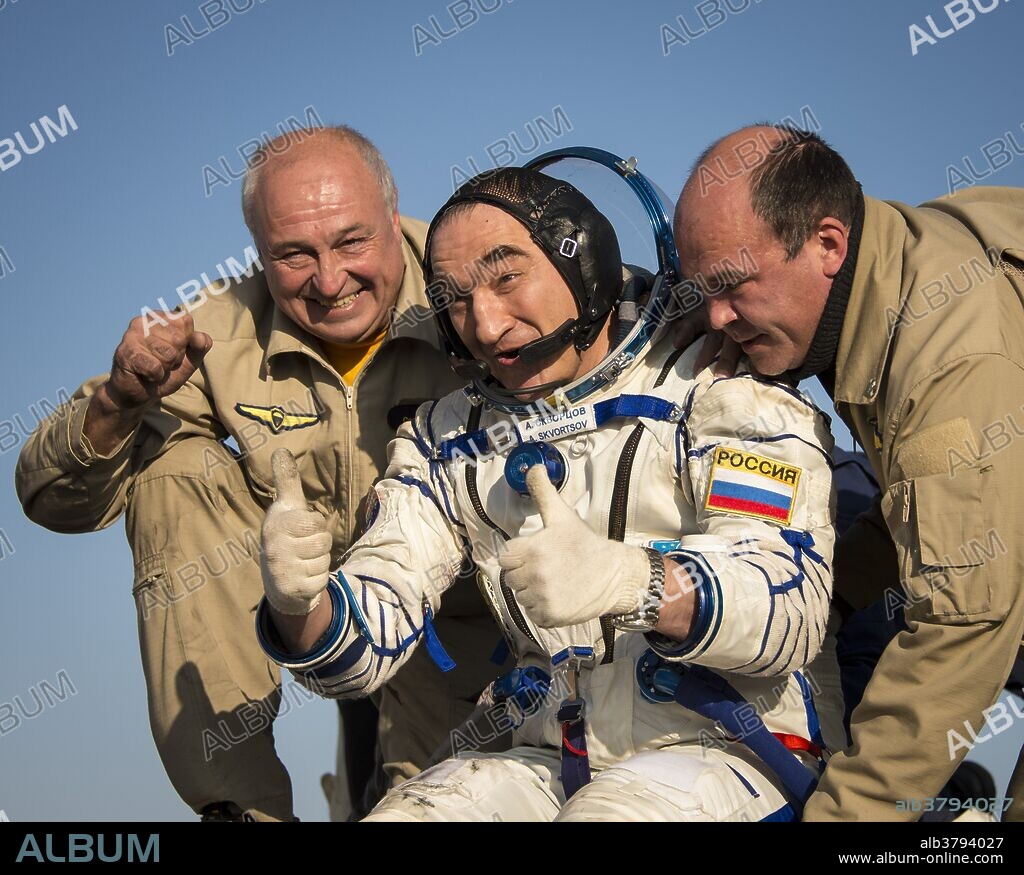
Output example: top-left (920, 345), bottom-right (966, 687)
top-left (423, 149), bottom-right (680, 414)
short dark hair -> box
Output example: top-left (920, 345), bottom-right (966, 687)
top-left (425, 200), bottom-right (479, 257)
top-left (747, 126), bottom-right (860, 259)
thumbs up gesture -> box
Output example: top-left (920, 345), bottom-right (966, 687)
top-left (260, 448), bottom-right (334, 616)
top-left (498, 465), bottom-right (649, 628)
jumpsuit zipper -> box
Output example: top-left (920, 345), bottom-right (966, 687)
top-left (340, 334), bottom-right (386, 545)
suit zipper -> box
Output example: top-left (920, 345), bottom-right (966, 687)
top-left (342, 336), bottom-right (388, 536)
top-left (603, 422), bottom-right (645, 663)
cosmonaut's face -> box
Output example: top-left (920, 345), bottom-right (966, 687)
top-left (253, 140), bottom-right (406, 345)
top-left (429, 203), bottom-right (613, 400)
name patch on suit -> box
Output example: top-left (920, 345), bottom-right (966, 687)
top-left (518, 402), bottom-right (598, 442)
top-left (705, 448), bottom-right (801, 524)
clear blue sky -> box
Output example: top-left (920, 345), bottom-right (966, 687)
top-left (2, 0), bottom-right (1023, 821)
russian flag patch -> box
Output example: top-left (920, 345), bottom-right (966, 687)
top-left (705, 447), bottom-right (801, 525)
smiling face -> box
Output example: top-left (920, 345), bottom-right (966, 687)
top-left (252, 139), bottom-right (406, 344)
top-left (428, 204), bottom-right (613, 400)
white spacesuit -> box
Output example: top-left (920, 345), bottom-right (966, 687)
top-left (257, 159), bottom-right (845, 821)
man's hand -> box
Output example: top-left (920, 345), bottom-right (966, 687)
top-left (84, 312), bottom-right (213, 455)
top-left (498, 465), bottom-right (648, 628)
top-left (106, 311), bottom-right (212, 410)
top-left (260, 448), bottom-right (333, 616)
top-left (670, 305), bottom-right (707, 354)
top-left (667, 307), bottom-right (742, 377)
top-left (694, 330), bottom-right (743, 377)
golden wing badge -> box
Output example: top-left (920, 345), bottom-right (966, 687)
top-left (235, 403), bottom-right (320, 434)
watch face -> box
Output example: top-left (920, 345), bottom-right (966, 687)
top-left (612, 612), bottom-right (658, 634)
top-left (616, 623), bottom-right (656, 634)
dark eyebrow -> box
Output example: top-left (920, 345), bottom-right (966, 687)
top-left (480, 244), bottom-right (528, 269)
top-left (434, 244), bottom-right (529, 291)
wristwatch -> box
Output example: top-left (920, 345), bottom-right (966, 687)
top-left (611, 547), bottom-right (666, 632)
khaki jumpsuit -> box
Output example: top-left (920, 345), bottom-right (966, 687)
top-left (804, 187), bottom-right (1024, 821)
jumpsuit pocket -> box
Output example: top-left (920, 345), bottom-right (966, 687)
top-left (882, 472), bottom-right (998, 622)
top-left (131, 553), bottom-right (170, 612)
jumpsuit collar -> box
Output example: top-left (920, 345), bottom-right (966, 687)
top-left (832, 196), bottom-right (913, 406)
top-left (787, 187), bottom-right (864, 386)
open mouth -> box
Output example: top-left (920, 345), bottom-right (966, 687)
top-left (493, 347), bottom-right (522, 367)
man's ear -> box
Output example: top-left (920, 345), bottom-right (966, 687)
top-left (817, 217), bottom-right (849, 279)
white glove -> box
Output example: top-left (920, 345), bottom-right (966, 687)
top-left (260, 448), bottom-right (333, 616)
top-left (498, 464), bottom-right (649, 628)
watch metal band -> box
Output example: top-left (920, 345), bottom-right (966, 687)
top-left (612, 547), bottom-right (666, 632)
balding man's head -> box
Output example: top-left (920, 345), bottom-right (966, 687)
top-left (679, 125), bottom-right (786, 210)
top-left (242, 126), bottom-right (397, 242)
top-left (673, 125), bottom-right (860, 375)
top-left (678, 125), bottom-right (858, 258)
top-left (242, 125), bottom-right (407, 346)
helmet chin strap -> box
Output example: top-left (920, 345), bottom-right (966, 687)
top-left (516, 318), bottom-right (578, 364)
